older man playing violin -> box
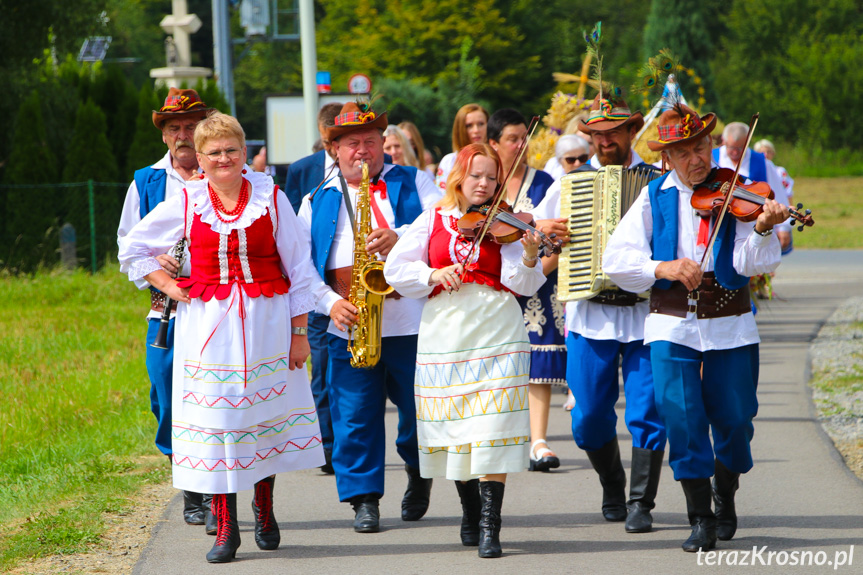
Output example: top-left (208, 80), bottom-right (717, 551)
top-left (602, 103), bottom-right (790, 554)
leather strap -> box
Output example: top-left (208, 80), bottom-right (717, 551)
top-left (650, 272), bottom-right (750, 319)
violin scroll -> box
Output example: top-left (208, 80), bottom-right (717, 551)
top-left (789, 202), bottom-right (815, 231)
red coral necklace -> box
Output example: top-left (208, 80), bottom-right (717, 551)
top-left (209, 179), bottom-right (249, 223)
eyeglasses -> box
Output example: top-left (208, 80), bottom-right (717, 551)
top-left (202, 148), bottom-right (242, 161)
top-left (563, 154), bottom-right (589, 165)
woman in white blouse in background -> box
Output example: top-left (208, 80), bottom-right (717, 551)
top-left (384, 143), bottom-right (545, 559)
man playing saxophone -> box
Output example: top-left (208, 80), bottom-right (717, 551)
top-left (298, 101), bottom-right (441, 533)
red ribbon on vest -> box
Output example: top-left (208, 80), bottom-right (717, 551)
top-left (368, 179), bottom-right (389, 229)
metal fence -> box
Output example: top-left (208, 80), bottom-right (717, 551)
top-left (0, 181), bottom-right (129, 274)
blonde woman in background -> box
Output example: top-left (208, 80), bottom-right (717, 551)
top-left (383, 125), bottom-right (419, 167)
top-left (399, 121), bottom-right (435, 176)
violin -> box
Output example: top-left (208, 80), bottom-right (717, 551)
top-left (691, 168), bottom-right (815, 231)
top-left (458, 201), bottom-right (563, 257)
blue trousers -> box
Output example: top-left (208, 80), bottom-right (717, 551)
top-left (145, 318), bottom-right (174, 456)
top-left (327, 333), bottom-right (420, 502)
top-left (308, 311), bottom-right (334, 451)
top-left (650, 341), bottom-right (759, 480)
top-left (567, 333), bottom-right (666, 452)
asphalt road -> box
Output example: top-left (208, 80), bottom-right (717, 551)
top-left (133, 249), bottom-right (863, 575)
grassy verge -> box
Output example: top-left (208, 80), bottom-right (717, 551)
top-left (0, 268), bottom-right (168, 571)
top-left (788, 176), bottom-right (863, 249)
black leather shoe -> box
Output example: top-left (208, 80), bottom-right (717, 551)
top-left (206, 493), bottom-right (241, 563)
top-left (401, 464), bottom-right (433, 521)
top-left (454, 479), bottom-right (481, 546)
top-left (203, 494), bottom-right (216, 535)
top-left (183, 491), bottom-right (205, 525)
top-left (320, 448), bottom-right (335, 475)
top-left (713, 459), bottom-right (740, 541)
top-left (586, 438), bottom-right (627, 521)
top-left (478, 481), bottom-right (505, 558)
top-left (681, 478), bottom-right (717, 553)
top-left (252, 476), bottom-right (280, 550)
top-left (625, 448), bottom-right (665, 533)
top-left (351, 496), bottom-right (380, 533)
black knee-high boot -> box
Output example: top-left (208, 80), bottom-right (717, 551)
top-left (206, 493), bottom-right (241, 563)
top-left (713, 459), bottom-right (740, 541)
top-left (202, 494), bottom-right (216, 535)
top-left (252, 476), bottom-right (280, 550)
top-left (625, 448), bottom-right (665, 533)
top-left (454, 479), bottom-right (481, 546)
top-left (182, 491), bottom-right (206, 525)
top-left (585, 437), bottom-right (627, 521)
top-left (680, 479), bottom-right (717, 553)
top-left (478, 481), bottom-right (505, 559)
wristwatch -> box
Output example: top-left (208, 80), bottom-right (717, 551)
top-left (753, 227), bottom-right (773, 237)
top-left (291, 326), bottom-right (308, 336)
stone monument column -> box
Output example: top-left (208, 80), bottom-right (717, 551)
top-left (149, 0), bottom-right (212, 88)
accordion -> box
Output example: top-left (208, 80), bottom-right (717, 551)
top-left (557, 165), bottom-right (660, 304)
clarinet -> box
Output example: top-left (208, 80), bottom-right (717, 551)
top-left (151, 238), bottom-right (187, 350)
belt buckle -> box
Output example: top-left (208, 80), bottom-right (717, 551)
top-left (687, 288), bottom-right (699, 315)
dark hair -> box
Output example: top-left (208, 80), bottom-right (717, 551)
top-left (318, 102), bottom-right (343, 128)
top-left (487, 108), bottom-right (527, 143)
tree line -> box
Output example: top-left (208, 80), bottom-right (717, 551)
top-left (1, 0), bottom-right (861, 187)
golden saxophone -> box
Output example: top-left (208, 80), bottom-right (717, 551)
top-left (347, 161), bottom-right (394, 368)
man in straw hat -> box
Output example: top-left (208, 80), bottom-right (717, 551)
top-left (298, 101), bottom-right (440, 533)
top-left (602, 103), bottom-right (790, 552)
top-left (532, 92), bottom-right (668, 534)
top-left (117, 87), bottom-right (215, 528)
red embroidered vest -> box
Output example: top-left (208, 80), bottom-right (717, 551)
top-left (177, 209), bottom-right (290, 301)
top-left (428, 208), bottom-right (510, 298)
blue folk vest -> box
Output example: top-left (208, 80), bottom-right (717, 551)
top-left (712, 148), bottom-right (767, 183)
top-left (647, 173), bottom-right (748, 291)
top-left (309, 165), bottom-right (423, 280)
top-left (133, 166), bottom-right (169, 220)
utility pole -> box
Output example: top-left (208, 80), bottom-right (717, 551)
top-left (299, 0), bottom-right (319, 149)
top-left (212, 0), bottom-right (236, 116)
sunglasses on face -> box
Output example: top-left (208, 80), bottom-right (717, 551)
top-left (563, 154), bottom-right (589, 165)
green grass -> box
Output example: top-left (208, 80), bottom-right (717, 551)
top-left (0, 268), bottom-right (168, 570)
top-left (789, 176), bottom-right (863, 249)
top-left (773, 141), bottom-right (863, 178)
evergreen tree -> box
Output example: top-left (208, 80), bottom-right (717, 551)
top-left (62, 98), bottom-right (122, 271)
top-left (63, 99), bottom-right (119, 183)
top-left (91, 66), bottom-right (139, 180)
top-left (3, 90), bottom-right (60, 271)
top-left (126, 83), bottom-right (168, 173)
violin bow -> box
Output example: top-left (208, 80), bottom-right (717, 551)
top-left (699, 112), bottom-right (759, 271)
top-left (459, 116), bottom-right (541, 275)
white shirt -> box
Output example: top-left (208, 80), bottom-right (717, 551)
top-left (383, 207), bottom-right (546, 299)
top-left (715, 146), bottom-right (791, 232)
top-left (543, 157), bottom-right (566, 181)
top-left (532, 149), bottom-right (650, 342)
top-left (297, 163), bottom-right (441, 339)
top-left (117, 151), bottom-right (195, 317)
top-left (602, 169), bottom-right (782, 352)
top-left (117, 172), bottom-right (318, 320)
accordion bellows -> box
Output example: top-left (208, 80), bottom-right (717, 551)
top-left (558, 165), bottom-right (660, 302)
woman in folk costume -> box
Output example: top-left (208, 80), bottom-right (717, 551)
top-left (119, 112), bottom-right (324, 563)
top-left (384, 143), bottom-right (545, 558)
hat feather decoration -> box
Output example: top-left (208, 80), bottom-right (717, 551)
top-left (583, 22), bottom-right (621, 101)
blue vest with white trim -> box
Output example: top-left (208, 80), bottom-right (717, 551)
top-left (309, 164), bottom-right (423, 280)
top-left (647, 172), bottom-right (749, 291)
top-left (133, 166), bottom-right (169, 219)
